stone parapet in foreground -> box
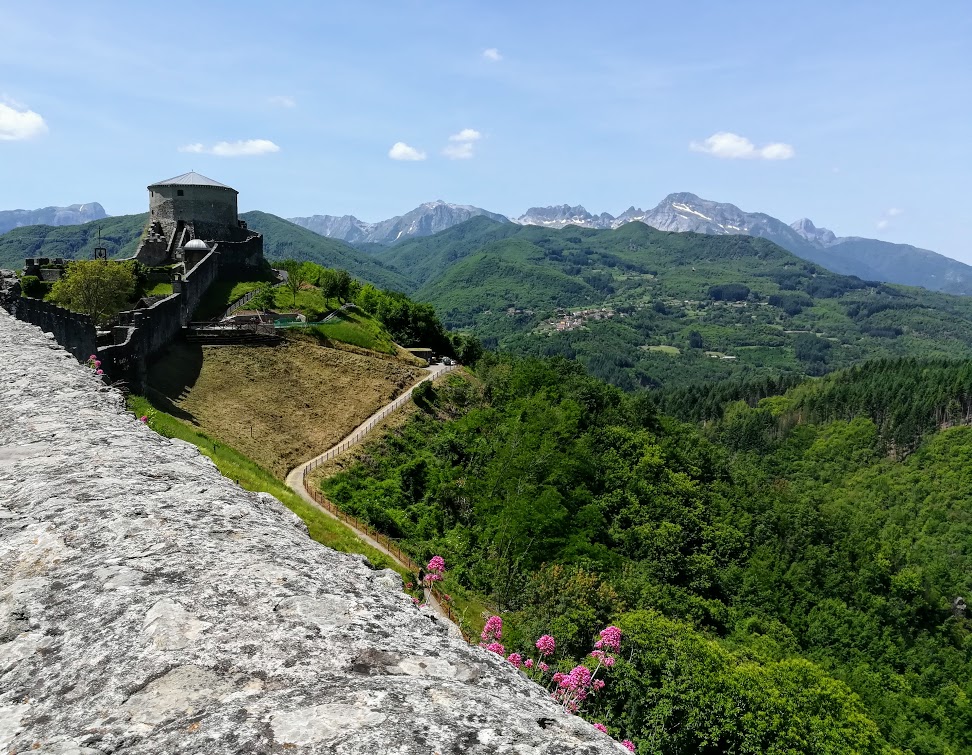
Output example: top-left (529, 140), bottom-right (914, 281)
top-left (0, 313), bottom-right (623, 754)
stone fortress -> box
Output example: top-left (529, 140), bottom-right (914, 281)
top-left (134, 171), bottom-right (264, 271)
top-left (4, 172), bottom-right (269, 388)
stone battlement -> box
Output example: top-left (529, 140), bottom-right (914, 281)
top-left (0, 313), bottom-right (623, 754)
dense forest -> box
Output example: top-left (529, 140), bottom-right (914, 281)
top-left (323, 355), bottom-right (972, 754)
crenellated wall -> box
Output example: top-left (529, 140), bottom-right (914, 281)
top-left (0, 293), bottom-right (96, 362)
top-left (0, 312), bottom-right (623, 755)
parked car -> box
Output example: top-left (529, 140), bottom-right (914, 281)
top-left (442, 357), bottom-right (454, 366)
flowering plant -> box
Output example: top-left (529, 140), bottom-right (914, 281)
top-left (477, 618), bottom-right (634, 749)
top-left (424, 555), bottom-right (445, 585)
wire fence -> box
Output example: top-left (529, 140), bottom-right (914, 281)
top-left (301, 481), bottom-right (471, 639)
top-left (302, 365), bottom-right (456, 478)
top-left (297, 363), bottom-right (470, 639)
top-left (217, 270), bottom-right (287, 321)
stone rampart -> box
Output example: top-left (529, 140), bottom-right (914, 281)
top-left (176, 248), bottom-right (220, 325)
top-left (1, 294), bottom-right (96, 362)
top-left (0, 312), bottom-right (622, 754)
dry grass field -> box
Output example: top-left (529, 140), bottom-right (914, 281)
top-left (147, 332), bottom-right (425, 478)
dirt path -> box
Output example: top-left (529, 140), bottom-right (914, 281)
top-left (285, 363), bottom-right (462, 633)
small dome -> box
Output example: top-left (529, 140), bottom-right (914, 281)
top-left (183, 239), bottom-right (210, 251)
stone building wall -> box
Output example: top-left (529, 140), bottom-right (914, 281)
top-left (149, 184), bottom-right (238, 238)
top-left (0, 312), bottom-right (623, 755)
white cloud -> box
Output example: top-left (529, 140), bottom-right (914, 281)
top-left (443, 128), bottom-right (482, 160)
top-left (388, 141), bottom-right (427, 161)
top-left (689, 131), bottom-right (795, 160)
top-left (876, 207), bottom-right (904, 230)
top-left (449, 128), bottom-right (481, 142)
top-left (0, 101), bottom-right (48, 141)
top-left (268, 95), bottom-right (296, 108)
top-left (483, 48), bottom-right (502, 62)
top-left (178, 139), bottom-right (280, 156)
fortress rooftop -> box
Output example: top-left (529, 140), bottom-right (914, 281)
top-left (148, 171), bottom-right (235, 191)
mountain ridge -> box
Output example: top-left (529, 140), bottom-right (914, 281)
top-left (284, 193), bottom-right (970, 295)
top-left (0, 202), bottom-right (108, 235)
top-left (289, 200), bottom-right (508, 246)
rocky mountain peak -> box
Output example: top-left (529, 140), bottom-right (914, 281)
top-left (791, 217), bottom-right (837, 246)
top-left (0, 201), bottom-right (109, 235)
top-left (290, 202), bottom-right (508, 245)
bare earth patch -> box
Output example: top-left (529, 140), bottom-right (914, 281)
top-left (148, 335), bottom-right (425, 478)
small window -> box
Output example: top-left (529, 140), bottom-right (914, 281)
top-left (177, 189), bottom-right (184, 196)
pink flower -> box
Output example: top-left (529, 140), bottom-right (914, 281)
top-left (603, 655), bottom-right (616, 668)
top-left (405, 582), bottom-right (413, 589)
top-left (427, 555), bottom-right (446, 573)
top-left (593, 723), bottom-right (607, 733)
top-left (412, 597), bottom-right (420, 605)
top-left (562, 665), bottom-right (592, 690)
top-left (88, 354), bottom-right (97, 361)
top-left (139, 415), bottom-right (148, 423)
top-left (481, 615), bottom-right (503, 643)
top-left (93, 360), bottom-right (101, 368)
top-left (594, 625), bottom-right (622, 653)
top-left (538, 661), bottom-right (549, 673)
top-left (552, 672), bottom-right (567, 685)
top-left (622, 740), bottom-right (635, 752)
top-left (95, 369), bottom-right (104, 375)
top-left (506, 652), bottom-right (523, 668)
top-left (535, 634), bottom-right (556, 657)
top-left (590, 650), bottom-right (605, 661)
top-left (484, 641), bottom-right (505, 655)
top-left (524, 658), bottom-right (534, 669)
top-left (593, 678), bottom-right (606, 691)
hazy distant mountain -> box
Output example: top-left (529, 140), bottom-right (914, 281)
top-left (515, 205), bottom-right (615, 229)
top-left (290, 201), bottom-right (509, 245)
top-left (514, 193), bottom-right (972, 295)
top-left (0, 203), bottom-right (108, 235)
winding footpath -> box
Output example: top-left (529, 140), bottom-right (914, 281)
top-left (285, 362), bottom-right (460, 631)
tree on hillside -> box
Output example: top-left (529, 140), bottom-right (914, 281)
top-left (249, 282), bottom-right (276, 312)
top-left (318, 268), bottom-right (340, 303)
top-left (278, 259), bottom-right (310, 307)
top-left (49, 259), bottom-right (136, 325)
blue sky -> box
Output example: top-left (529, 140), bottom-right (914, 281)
top-left (1, 0), bottom-right (970, 260)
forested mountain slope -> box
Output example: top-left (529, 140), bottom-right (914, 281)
top-left (322, 354), bottom-right (972, 755)
top-left (367, 219), bottom-right (972, 390)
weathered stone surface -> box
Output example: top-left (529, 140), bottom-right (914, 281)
top-left (0, 313), bottom-right (624, 754)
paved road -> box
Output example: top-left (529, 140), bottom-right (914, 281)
top-left (285, 363), bottom-right (460, 631)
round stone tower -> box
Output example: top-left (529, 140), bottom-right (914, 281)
top-left (134, 171), bottom-right (263, 269)
top-left (148, 171), bottom-right (239, 235)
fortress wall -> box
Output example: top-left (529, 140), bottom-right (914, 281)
top-left (0, 312), bottom-right (622, 755)
top-left (0, 294), bottom-right (96, 362)
top-left (214, 233), bottom-right (264, 272)
top-left (177, 247), bottom-right (220, 324)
